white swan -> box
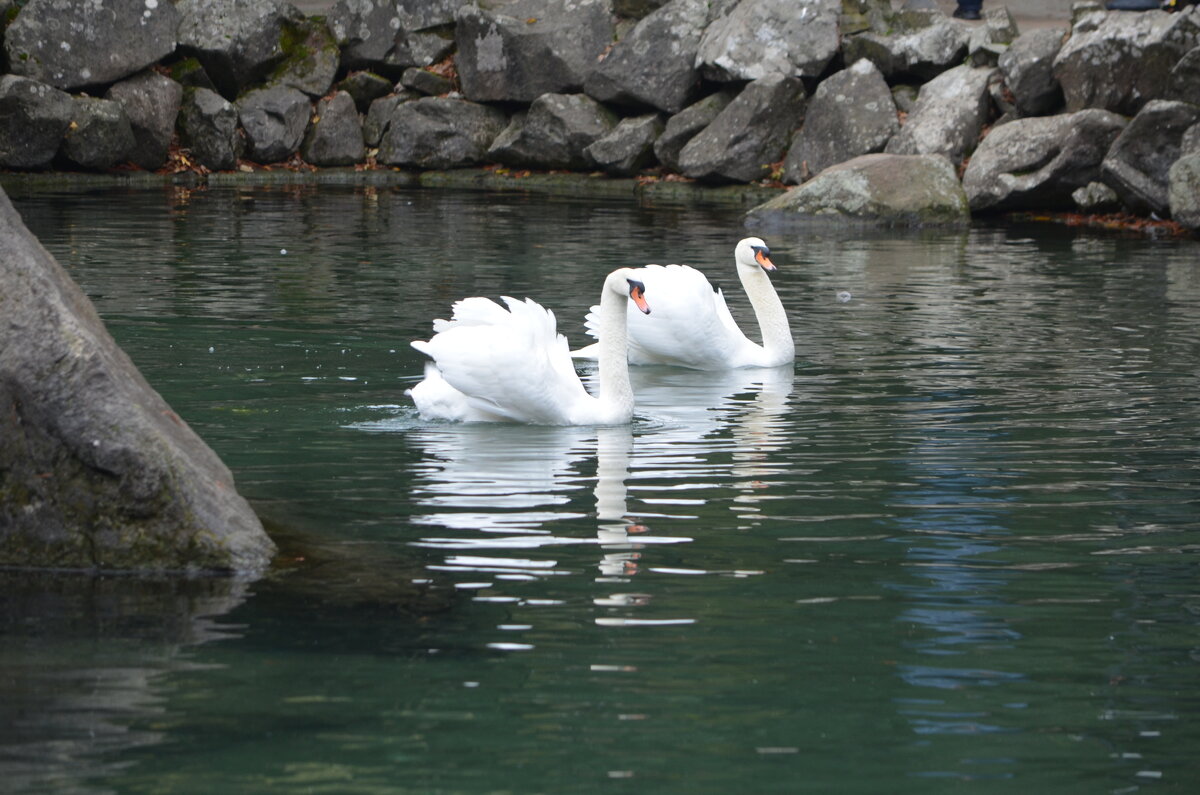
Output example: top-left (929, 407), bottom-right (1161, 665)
top-left (408, 268), bottom-right (650, 425)
top-left (572, 237), bottom-right (793, 370)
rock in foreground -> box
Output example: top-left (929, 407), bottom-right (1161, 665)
top-left (0, 188), bottom-right (274, 572)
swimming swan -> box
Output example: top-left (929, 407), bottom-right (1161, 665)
top-left (408, 268), bottom-right (650, 425)
top-left (572, 237), bottom-right (793, 370)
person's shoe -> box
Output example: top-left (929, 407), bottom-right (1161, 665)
top-left (952, 7), bottom-right (982, 19)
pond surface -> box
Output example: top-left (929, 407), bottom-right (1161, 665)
top-left (3, 184), bottom-right (1200, 793)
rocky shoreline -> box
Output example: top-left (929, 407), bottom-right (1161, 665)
top-left (0, 0), bottom-right (1198, 232)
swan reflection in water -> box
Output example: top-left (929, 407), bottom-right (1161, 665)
top-left (392, 364), bottom-right (795, 581)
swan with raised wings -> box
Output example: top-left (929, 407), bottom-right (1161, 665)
top-left (572, 237), bottom-right (793, 370)
top-left (408, 268), bottom-right (650, 425)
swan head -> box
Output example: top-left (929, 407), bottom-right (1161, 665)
top-left (607, 268), bottom-right (651, 314)
top-left (736, 236), bottom-right (776, 273)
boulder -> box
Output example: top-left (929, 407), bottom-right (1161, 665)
top-left (401, 67), bottom-right (455, 97)
top-left (583, 0), bottom-right (708, 114)
top-left (487, 93), bottom-right (617, 170)
top-left (1168, 153), bottom-right (1200, 231)
top-left (179, 87), bottom-right (242, 171)
top-left (616, 0), bottom-right (672, 16)
top-left (1072, 181), bottom-right (1121, 213)
top-left (1053, 7), bottom-right (1200, 116)
top-left (782, 58), bottom-right (898, 184)
top-left (329, 0), bottom-right (458, 75)
top-left (998, 27), bottom-right (1065, 118)
top-left (584, 113), bottom-right (665, 176)
top-left (0, 75), bottom-right (73, 170)
top-left (966, 5), bottom-right (1019, 66)
top-left (0, 188), bottom-right (275, 572)
top-left (363, 93), bottom-right (413, 147)
top-left (842, 9), bottom-right (970, 81)
top-left (1168, 46), bottom-right (1200, 102)
top-left (379, 97), bottom-right (508, 169)
top-left (455, 0), bottom-right (614, 103)
top-left (1100, 99), bottom-right (1200, 216)
top-left (177, 0), bottom-right (306, 98)
top-left (962, 109), bottom-right (1127, 211)
top-left (338, 71), bottom-right (397, 113)
top-left (61, 97), bottom-right (136, 171)
top-left (300, 91), bottom-right (365, 167)
top-left (237, 85), bottom-right (312, 164)
top-left (744, 153), bottom-right (970, 228)
top-left (105, 72), bottom-right (184, 171)
top-left (267, 16), bottom-right (341, 98)
top-left (695, 0), bottom-right (841, 82)
top-left (169, 57), bottom-right (218, 93)
top-left (653, 89), bottom-right (735, 172)
top-left (885, 64), bottom-right (995, 162)
top-left (678, 74), bottom-right (806, 183)
top-left (4, 0), bottom-right (179, 91)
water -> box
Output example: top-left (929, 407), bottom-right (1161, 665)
top-left (3, 184), bottom-right (1200, 793)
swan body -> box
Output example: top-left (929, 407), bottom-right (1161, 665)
top-left (408, 268), bottom-right (650, 425)
top-left (572, 237), bottom-right (793, 370)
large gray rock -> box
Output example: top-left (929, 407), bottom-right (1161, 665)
top-left (842, 9), bottom-right (970, 81)
top-left (584, 113), bottom-right (665, 176)
top-left (363, 93), bottom-right (410, 147)
top-left (745, 153), bottom-right (970, 228)
top-left (487, 93), bottom-right (617, 170)
top-left (1168, 153), bottom-right (1200, 231)
top-left (886, 64), bottom-right (995, 162)
top-left (329, 0), bottom-right (458, 74)
top-left (268, 16), bottom-right (341, 98)
top-left (379, 97), bottom-right (508, 169)
top-left (1101, 99), bottom-right (1200, 217)
top-left (179, 87), bottom-right (242, 171)
top-left (583, 0), bottom-right (708, 114)
top-left (653, 89), bottom-right (735, 173)
top-left (177, 0), bottom-right (306, 98)
top-left (455, 0), bottom-right (614, 103)
top-left (0, 75), bottom-right (73, 170)
top-left (998, 27), bottom-right (1065, 117)
top-left (0, 188), bottom-right (275, 572)
top-left (782, 58), bottom-right (898, 184)
top-left (695, 0), bottom-right (841, 82)
top-left (678, 74), bottom-right (806, 184)
top-left (106, 72), bottom-right (184, 171)
top-left (61, 97), bottom-right (136, 171)
top-left (4, 0), bottom-right (179, 91)
top-left (338, 71), bottom-right (396, 113)
top-left (1168, 46), bottom-right (1200, 103)
top-left (237, 85), bottom-right (312, 164)
top-left (300, 91), bottom-right (365, 167)
top-left (1053, 7), bottom-right (1200, 116)
top-left (962, 109), bottom-right (1127, 211)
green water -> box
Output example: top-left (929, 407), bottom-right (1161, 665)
top-left (3, 185), bottom-right (1200, 793)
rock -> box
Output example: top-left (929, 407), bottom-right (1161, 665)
top-left (1100, 99), bottom-right (1200, 216)
top-left (379, 97), bottom-right (508, 169)
top-left (237, 85), bottom-right (312, 164)
top-left (616, 0), bottom-right (671, 16)
top-left (583, 0), bottom-right (708, 114)
top-left (1072, 181), bottom-right (1121, 213)
top-left (179, 87), bottom-right (242, 171)
top-left (966, 7), bottom-right (1020, 67)
top-left (885, 64), bottom-right (995, 162)
top-left (4, 0), bottom-right (179, 91)
top-left (679, 74), bottom-right (806, 184)
top-left (842, 9), bottom-right (970, 81)
top-left (300, 91), bottom-right (364, 167)
top-left (1168, 46), bottom-right (1200, 102)
top-left (1053, 7), bottom-right (1200, 116)
top-left (891, 84), bottom-right (919, 114)
top-left (695, 0), bottom-right (841, 82)
top-left (268, 16), bottom-right (340, 98)
top-left (169, 57), bottom-right (218, 93)
top-left (61, 97), bottom-right (136, 171)
top-left (584, 113), bottom-right (665, 176)
top-left (744, 153), bottom-right (970, 228)
top-left (401, 67), bottom-right (454, 97)
top-left (105, 72), bottom-right (184, 171)
top-left (363, 93), bottom-right (413, 147)
top-left (782, 58), bottom-right (898, 184)
top-left (177, 0), bottom-right (305, 98)
top-left (329, 0), bottom-right (457, 74)
top-left (653, 89), bottom-right (735, 173)
top-left (1183, 121), bottom-right (1200, 155)
top-left (998, 27), bottom-right (1065, 117)
top-left (962, 109), bottom-right (1127, 211)
top-left (487, 93), bottom-right (617, 170)
top-left (0, 75), bottom-right (73, 170)
top-left (0, 188), bottom-right (275, 572)
top-left (841, 0), bottom-right (893, 36)
top-left (1168, 153), bottom-right (1200, 230)
top-left (338, 71), bottom-right (396, 113)
top-left (455, 0), bottom-right (614, 103)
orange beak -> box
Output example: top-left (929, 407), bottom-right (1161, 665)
top-left (627, 279), bottom-right (650, 314)
top-left (754, 247), bottom-right (776, 272)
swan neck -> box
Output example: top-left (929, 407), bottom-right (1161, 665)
top-left (596, 282), bottom-right (634, 419)
top-left (739, 266), bottom-right (794, 362)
